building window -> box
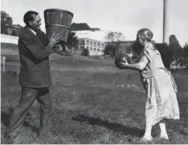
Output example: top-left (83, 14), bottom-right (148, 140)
top-left (79, 40), bottom-right (81, 45)
top-left (97, 49), bottom-right (100, 52)
top-left (94, 48), bottom-right (96, 51)
top-left (94, 42), bottom-right (96, 47)
top-left (81, 40), bottom-right (85, 45)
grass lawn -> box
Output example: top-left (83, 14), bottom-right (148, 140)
top-left (1, 55), bottom-right (188, 144)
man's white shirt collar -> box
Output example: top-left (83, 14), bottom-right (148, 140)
top-left (28, 28), bottom-right (36, 35)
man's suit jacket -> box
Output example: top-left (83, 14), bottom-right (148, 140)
top-left (18, 26), bottom-right (54, 88)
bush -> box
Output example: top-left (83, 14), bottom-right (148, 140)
top-left (82, 48), bottom-right (90, 56)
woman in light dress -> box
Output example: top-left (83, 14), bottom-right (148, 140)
top-left (121, 28), bottom-right (180, 141)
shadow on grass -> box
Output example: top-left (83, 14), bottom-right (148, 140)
top-left (1, 111), bottom-right (11, 127)
top-left (1, 111), bottom-right (38, 134)
top-left (72, 115), bottom-right (144, 137)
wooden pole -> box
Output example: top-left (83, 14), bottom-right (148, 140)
top-left (1, 56), bottom-right (6, 73)
top-left (163, 0), bottom-right (168, 44)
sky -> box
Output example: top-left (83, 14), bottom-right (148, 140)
top-left (1, 0), bottom-right (188, 46)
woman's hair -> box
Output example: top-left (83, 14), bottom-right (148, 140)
top-left (23, 11), bottom-right (39, 26)
top-left (136, 28), bottom-right (153, 42)
top-left (131, 28), bottom-right (154, 61)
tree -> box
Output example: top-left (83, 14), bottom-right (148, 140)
top-left (106, 32), bottom-right (125, 42)
top-left (156, 43), bottom-right (173, 69)
top-left (168, 35), bottom-right (188, 69)
top-left (12, 24), bottom-right (23, 36)
top-left (1, 11), bottom-right (23, 36)
top-left (104, 32), bottom-right (125, 57)
top-left (182, 43), bottom-right (188, 68)
top-left (104, 44), bottom-right (114, 55)
top-left (169, 34), bottom-right (182, 59)
top-left (67, 32), bottom-right (78, 50)
top-left (82, 48), bottom-right (90, 56)
top-left (183, 43), bottom-right (188, 52)
top-left (1, 11), bottom-right (13, 34)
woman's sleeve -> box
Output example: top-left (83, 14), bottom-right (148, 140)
top-left (139, 54), bottom-right (149, 69)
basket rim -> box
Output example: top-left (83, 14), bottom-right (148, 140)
top-left (45, 24), bottom-right (70, 30)
top-left (44, 9), bottom-right (74, 17)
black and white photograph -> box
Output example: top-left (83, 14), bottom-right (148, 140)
top-left (1, 0), bottom-right (188, 144)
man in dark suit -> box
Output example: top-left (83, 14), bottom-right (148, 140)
top-left (4, 11), bottom-right (61, 142)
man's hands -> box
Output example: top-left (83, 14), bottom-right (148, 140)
top-left (47, 33), bottom-right (71, 56)
top-left (48, 33), bottom-right (61, 48)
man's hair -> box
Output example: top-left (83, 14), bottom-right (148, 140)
top-left (23, 11), bottom-right (39, 26)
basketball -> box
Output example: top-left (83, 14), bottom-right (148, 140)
top-left (114, 53), bottom-right (131, 69)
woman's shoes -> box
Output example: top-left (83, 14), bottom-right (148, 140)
top-left (134, 136), bottom-right (153, 143)
top-left (159, 135), bottom-right (169, 140)
top-left (140, 136), bottom-right (153, 141)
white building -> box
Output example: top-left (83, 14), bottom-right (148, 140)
top-left (77, 37), bottom-right (105, 56)
top-left (73, 30), bottom-right (108, 56)
top-left (71, 23), bottom-right (108, 56)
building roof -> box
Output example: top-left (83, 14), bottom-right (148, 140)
top-left (91, 28), bottom-right (101, 31)
top-left (71, 23), bottom-right (92, 31)
top-left (72, 30), bottom-right (109, 42)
